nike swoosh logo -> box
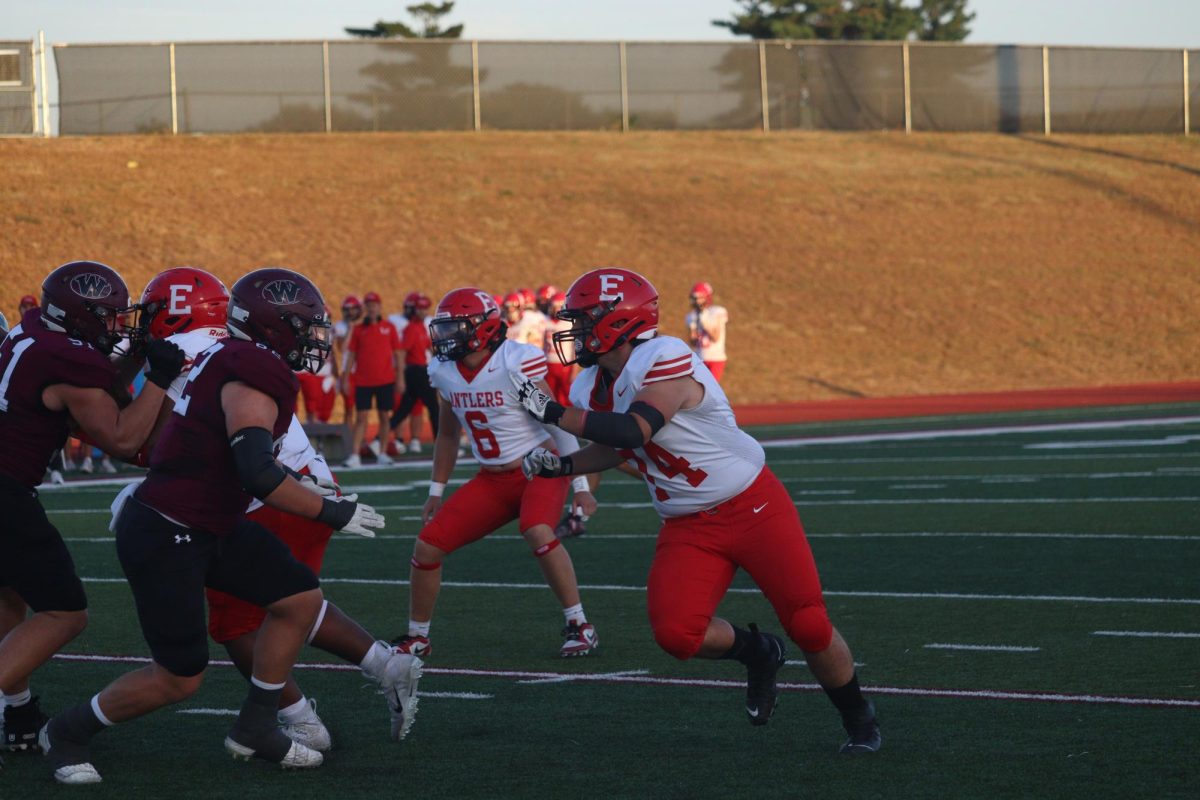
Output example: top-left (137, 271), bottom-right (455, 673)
top-left (753, 503), bottom-right (768, 513)
top-left (617, 386), bottom-right (628, 397)
top-left (488, 364), bottom-right (499, 372)
top-left (746, 707), bottom-right (760, 718)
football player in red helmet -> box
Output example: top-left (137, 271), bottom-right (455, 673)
top-left (512, 267), bottom-right (880, 753)
top-left (390, 288), bottom-right (599, 660)
top-left (43, 269), bottom-right (420, 782)
top-left (501, 291), bottom-right (523, 328)
top-left (535, 284), bottom-right (558, 316)
top-left (686, 281), bottom-right (728, 383)
top-left (0, 262), bottom-right (187, 760)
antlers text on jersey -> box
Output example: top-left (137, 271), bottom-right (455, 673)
top-left (449, 390), bottom-right (506, 410)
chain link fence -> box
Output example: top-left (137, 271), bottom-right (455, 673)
top-left (52, 40), bottom-right (1197, 136)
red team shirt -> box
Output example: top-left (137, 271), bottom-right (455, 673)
top-left (399, 320), bottom-right (431, 367)
top-left (348, 320), bottom-right (401, 386)
top-left (136, 339), bottom-right (298, 535)
top-left (0, 309), bottom-right (116, 488)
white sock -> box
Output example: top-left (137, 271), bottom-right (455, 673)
top-left (563, 604), bottom-right (586, 625)
top-left (408, 619), bottom-right (431, 638)
top-left (5, 688), bottom-right (31, 707)
top-left (278, 696), bottom-right (311, 724)
top-left (359, 640), bottom-right (392, 681)
top-left (250, 675), bottom-right (286, 691)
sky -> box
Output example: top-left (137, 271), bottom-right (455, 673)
top-left (8, 0), bottom-right (1200, 48)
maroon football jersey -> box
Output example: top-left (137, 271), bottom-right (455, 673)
top-left (136, 339), bottom-right (299, 534)
top-left (0, 309), bottom-right (116, 488)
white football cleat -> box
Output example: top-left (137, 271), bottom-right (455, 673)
top-left (99, 456), bottom-right (118, 474)
top-left (392, 440), bottom-right (408, 456)
top-left (343, 453), bottom-right (362, 468)
top-left (280, 698), bottom-right (332, 753)
top-left (368, 440), bottom-right (382, 457)
top-left (377, 648), bottom-right (423, 741)
top-left (561, 622), bottom-right (599, 657)
top-left (80, 456), bottom-right (94, 474)
top-left (375, 451), bottom-right (394, 466)
top-left (39, 723), bottom-right (102, 785)
top-left (224, 736), bottom-right (323, 769)
top-left (408, 439), bottom-right (422, 455)
top-left (49, 470), bottom-right (65, 485)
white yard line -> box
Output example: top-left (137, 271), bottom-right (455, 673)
top-left (1092, 631), bottom-right (1200, 639)
top-left (924, 643), bottom-right (1041, 652)
top-left (517, 669), bottom-right (650, 685)
top-left (51, 653), bottom-right (1200, 709)
top-left (1026, 436), bottom-right (1200, 450)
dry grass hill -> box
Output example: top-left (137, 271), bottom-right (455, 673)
top-left (2, 131), bottom-right (1197, 403)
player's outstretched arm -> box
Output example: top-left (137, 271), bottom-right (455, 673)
top-left (47, 339), bottom-right (187, 459)
top-left (521, 441), bottom-right (625, 481)
top-left (222, 382), bottom-right (384, 537)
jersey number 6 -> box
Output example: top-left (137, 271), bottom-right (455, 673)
top-left (464, 410), bottom-right (500, 459)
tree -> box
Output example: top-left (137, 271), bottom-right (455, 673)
top-left (713, 0), bottom-right (974, 41)
top-left (346, 2), bottom-right (464, 39)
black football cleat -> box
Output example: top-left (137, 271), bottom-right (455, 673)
top-left (554, 511), bottom-right (586, 539)
top-left (4, 696), bottom-right (49, 752)
top-left (839, 700), bottom-right (881, 754)
top-left (744, 624), bottom-right (787, 726)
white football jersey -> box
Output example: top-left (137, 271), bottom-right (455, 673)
top-left (508, 309), bottom-right (549, 348)
top-left (685, 305), bottom-right (729, 362)
top-left (570, 336), bottom-right (763, 517)
top-left (429, 339), bottom-right (554, 466)
top-left (165, 327), bottom-right (329, 513)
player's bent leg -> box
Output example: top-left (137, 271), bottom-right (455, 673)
top-left (523, 530), bottom-right (598, 657)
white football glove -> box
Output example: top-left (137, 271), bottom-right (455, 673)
top-left (522, 447), bottom-right (566, 480)
top-left (326, 493), bottom-right (385, 538)
top-left (510, 372), bottom-right (558, 423)
top-left (296, 473), bottom-right (340, 497)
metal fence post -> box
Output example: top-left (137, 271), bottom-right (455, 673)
top-left (902, 41), bottom-right (912, 134)
top-left (1042, 45), bottom-right (1051, 135)
top-left (619, 41), bottom-right (629, 133)
top-left (1184, 49), bottom-right (1191, 136)
top-left (169, 42), bottom-right (178, 134)
top-left (758, 40), bottom-right (770, 133)
top-left (39, 30), bottom-right (50, 137)
top-left (322, 41), bottom-right (332, 133)
top-left (471, 40), bottom-right (481, 131)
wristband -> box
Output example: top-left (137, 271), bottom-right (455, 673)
top-left (317, 496), bottom-right (354, 528)
top-left (571, 476), bottom-right (589, 494)
top-left (543, 401), bottom-right (565, 427)
top-left (429, 481), bottom-right (446, 498)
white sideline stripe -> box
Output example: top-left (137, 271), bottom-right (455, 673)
top-left (75, 576), bottom-right (1200, 605)
top-left (758, 416), bottom-right (1200, 448)
top-left (177, 708), bottom-right (239, 716)
top-left (1027, 436), bottom-right (1200, 450)
top-left (1092, 631), bottom-right (1200, 639)
top-left (889, 484), bottom-right (947, 490)
top-left (44, 493), bottom-right (1200, 517)
top-left (51, 654), bottom-right (1200, 709)
top-left (924, 643), bottom-right (1041, 652)
top-left (62, 530), bottom-right (1200, 544)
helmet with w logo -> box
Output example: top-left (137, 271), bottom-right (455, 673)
top-left (227, 267), bottom-right (331, 372)
top-left (554, 268), bottom-right (659, 367)
top-left (429, 288), bottom-right (505, 362)
top-left (40, 260), bottom-right (137, 355)
top-left (140, 267), bottom-right (229, 340)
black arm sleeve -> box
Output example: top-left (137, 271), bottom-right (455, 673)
top-left (580, 401), bottom-right (665, 449)
top-left (230, 426), bottom-right (290, 500)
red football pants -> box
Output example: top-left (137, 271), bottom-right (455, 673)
top-left (544, 363), bottom-right (574, 406)
top-left (647, 467), bottom-right (832, 660)
top-left (206, 504), bottom-right (333, 643)
top-left (298, 372), bottom-right (335, 423)
top-left (418, 468), bottom-right (568, 555)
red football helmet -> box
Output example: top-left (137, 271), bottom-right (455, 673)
top-left (429, 288), bottom-right (505, 362)
top-left (501, 291), bottom-right (522, 324)
top-left (140, 267), bottom-right (229, 340)
top-left (554, 268), bottom-right (659, 367)
top-left (690, 281), bottom-right (714, 307)
top-left (550, 290), bottom-right (567, 314)
top-left (18, 294), bottom-right (38, 313)
top-left (40, 261), bottom-right (138, 355)
top-left (517, 287), bottom-right (536, 310)
top-left (404, 291), bottom-right (432, 314)
top-left (364, 291), bottom-right (382, 305)
top-left (341, 294), bottom-right (363, 322)
top-left (227, 268), bottom-right (331, 373)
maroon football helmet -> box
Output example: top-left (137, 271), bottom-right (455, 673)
top-left (554, 268), bottom-right (659, 367)
top-left (429, 288), bottom-right (505, 362)
top-left (226, 268), bottom-right (331, 373)
top-left (40, 260), bottom-right (138, 355)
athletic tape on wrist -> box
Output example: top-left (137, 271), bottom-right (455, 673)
top-left (571, 476), bottom-right (589, 494)
top-left (428, 481), bottom-right (446, 498)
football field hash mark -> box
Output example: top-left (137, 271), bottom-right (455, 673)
top-left (1091, 631), bottom-right (1200, 639)
top-left (924, 643), bottom-right (1041, 652)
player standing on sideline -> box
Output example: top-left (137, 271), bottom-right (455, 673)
top-left (343, 291), bottom-right (401, 467)
top-left (297, 305), bottom-right (338, 423)
top-left (333, 295), bottom-right (362, 429)
top-left (512, 268), bottom-right (880, 753)
top-left (0, 262), bottom-right (186, 756)
top-left (125, 267), bottom-right (421, 754)
top-left (391, 288), bottom-right (599, 659)
top-left (40, 269), bottom-right (417, 784)
top-left (685, 281), bottom-right (729, 383)
top-left (16, 294), bottom-right (39, 319)
top-left (389, 292), bottom-right (439, 452)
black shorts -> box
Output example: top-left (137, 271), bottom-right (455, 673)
top-left (0, 474), bottom-right (87, 612)
top-left (355, 383), bottom-right (395, 412)
top-left (114, 496), bottom-right (319, 677)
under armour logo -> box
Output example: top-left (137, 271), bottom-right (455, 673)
top-left (261, 279), bottom-right (301, 305)
top-left (69, 273), bottom-right (113, 299)
top-left (174, 534), bottom-right (192, 544)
